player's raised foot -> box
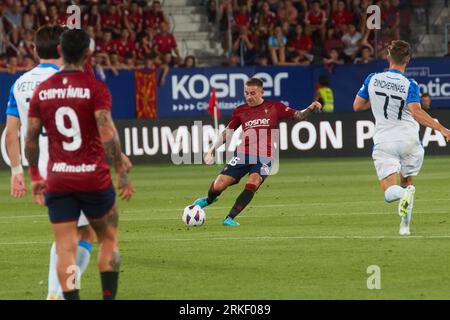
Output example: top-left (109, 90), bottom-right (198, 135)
top-left (193, 197), bottom-right (217, 208)
top-left (223, 216), bottom-right (240, 226)
top-left (398, 185), bottom-right (415, 218)
top-left (399, 220), bottom-right (410, 236)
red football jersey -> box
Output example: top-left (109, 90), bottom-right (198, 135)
top-left (227, 100), bottom-right (296, 157)
top-left (28, 70), bottom-right (112, 193)
top-left (154, 33), bottom-right (177, 54)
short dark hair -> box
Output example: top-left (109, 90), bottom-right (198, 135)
top-left (388, 40), bottom-right (411, 65)
top-left (60, 28), bottom-right (90, 66)
top-left (318, 75), bottom-right (329, 86)
top-left (245, 78), bottom-right (264, 88)
top-left (35, 25), bottom-right (66, 59)
top-left (421, 92), bottom-right (430, 98)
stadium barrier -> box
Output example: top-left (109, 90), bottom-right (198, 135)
top-left (1, 57), bottom-right (450, 123)
top-left (1, 110), bottom-right (449, 168)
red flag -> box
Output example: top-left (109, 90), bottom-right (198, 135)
top-left (207, 88), bottom-right (220, 120)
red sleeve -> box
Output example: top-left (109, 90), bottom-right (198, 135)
top-left (276, 102), bottom-right (296, 120)
top-left (226, 109), bottom-right (241, 130)
top-left (28, 89), bottom-right (41, 119)
top-left (92, 80), bottom-right (112, 111)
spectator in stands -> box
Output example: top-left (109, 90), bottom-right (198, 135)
top-left (354, 46), bottom-right (374, 64)
top-left (421, 93), bottom-right (432, 110)
top-left (207, 0), bottom-right (217, 23)
top-left (154, 21), bottom-right (181, 65)
top-left (96, 29), bottom-right (116, 55)
top-left (22, 3), bottom-right (40, 31)
top-left (268, 25), bottom-right (287, 65)
top-left (4, 2), bottom-right (23, 29)
top-left (341, 24), bottom-right (362, 62)
top-left (331, 0), bottom-right (353, 38)
top-left (6, 55), bottom-right (18, 74)
top-left (381, 0), bottom-right (400, 41)
top-left (83, 4), bottom-right (101, 31)
top-left (277, 0), bottom-right (298, 26)
top-left (144, 0), bottom-right (169, 31)
top-left (101, 4), bottom-right (122, 36)
top-left (305, 0), bottom-right (327, 42)
top-left (0, 54), bottom-right (8, 70)
top-left (123, 51), bottom-right (136, 69)
top-left (18, 29), bottom-right (35, 59)
top-left (114, 29), bottom-right (136, 60)
top-left (226, 53), bottom-right (240, 66)
top-left (234, 5), bottom-right (251, 30)
top-left (323, 48), bottom-right (344, 73)
top-left (255, 1), bottom-right (277, 36)
top-left (287, 24), bottom-right (313, 63)
top-left (233, 25), bottom-right (257, 66)
top-left (256, 53), bottom-right (270, 66)
top-left (182, 55), bottom-right (196, 68)
top-left (136, 32), bottom-right (156, 61)
top-left (124, 1), bottom-right (143, 37)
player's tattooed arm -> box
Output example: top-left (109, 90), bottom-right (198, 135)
top-left (95, 110), bottom-right (135, 200)
top-left (24, 117), bottom-right (43, 167)
top-left (293, 101), bottom-right (322, 121)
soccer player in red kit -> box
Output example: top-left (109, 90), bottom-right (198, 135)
top-left (25, 29), bottom-right (134, 300)
top-left (193, 78), bottom-right (322, 226)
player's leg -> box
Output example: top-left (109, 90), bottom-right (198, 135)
top-left (51, 221), bottom-right (80, 300)
top-left (80, 187), bottom-right (118, 300)
top-left (194, 174), bottom-right (237, 208)
top-left (46, 192), bottom-right (82, 300)
top-left (224, 172), bottom-right (263, 226)
top-left (50, 214), bottom-right (95, 300)
top-left (397, 142), bottom-right (424, 235)
top-left (75, 215), bottom-right (94, 276)
top-left (374, 144), bottom-right (406, 205)
top-left (88, 206), bottom-right (119, 300)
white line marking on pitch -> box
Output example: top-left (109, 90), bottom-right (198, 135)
top-left (1, 235), bottom-right (450, 246)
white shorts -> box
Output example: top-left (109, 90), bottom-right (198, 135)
top-left (372, 141), bottom-right (424, 181)
top-left (77, 212), bottom-right (89, 227)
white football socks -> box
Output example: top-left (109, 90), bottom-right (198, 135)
top-left (47, 240), bottom-right (92, 299)
top-left (384, 185), bottom-right (405, 203)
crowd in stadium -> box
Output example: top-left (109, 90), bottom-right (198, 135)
top-left (213, 0), bottom-right (413, 67)
top-left (0, 0), bottom-right (423, 75)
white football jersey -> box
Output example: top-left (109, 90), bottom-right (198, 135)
top-left (357, 69), bottom-right (421, 144)
top-left (6, 63), bottom-right (60, 178)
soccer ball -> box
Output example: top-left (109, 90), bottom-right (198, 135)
top-left (182, 205), bottom-right (206, 226)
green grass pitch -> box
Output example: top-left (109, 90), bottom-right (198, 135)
top-left (1, 156), bottom-right (450, 299)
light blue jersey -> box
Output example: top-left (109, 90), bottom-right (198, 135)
top-left (357, 69), bottom-right (421, 144)
top-left (6, 63), bottom-right (60, 176)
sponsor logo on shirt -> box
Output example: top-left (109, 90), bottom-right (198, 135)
top-left (52, 162), bottom-right (97, 173)
top-left (244, 118), bottom-right (270, 129)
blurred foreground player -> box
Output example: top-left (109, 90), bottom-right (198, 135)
top-left (4, 25), bottom-right (97, 300)
top-left (25, 29), bottom-right (134, 300)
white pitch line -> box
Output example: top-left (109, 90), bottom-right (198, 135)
top-left (2, 198), bottom-right (450, 219)
top-left (0, 209), bottom-right (448, 223)
top-left (2, 234), bottom-right (450, 246)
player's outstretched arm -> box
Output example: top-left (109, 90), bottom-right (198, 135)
top-left (95, 110), bottom-right (135, 200)
top-left (353, 96), bottom-right (371, 111)
top-left (407, 102), bottom-right (450, 141)
top-left (205, 129), bottom-right (234, 165)
top-left (5, 115), bottom-right (26, 197)
top-left (293, 101), bottom-right (322, 121)
top-left (24, 117), bottom-right (45, 206)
